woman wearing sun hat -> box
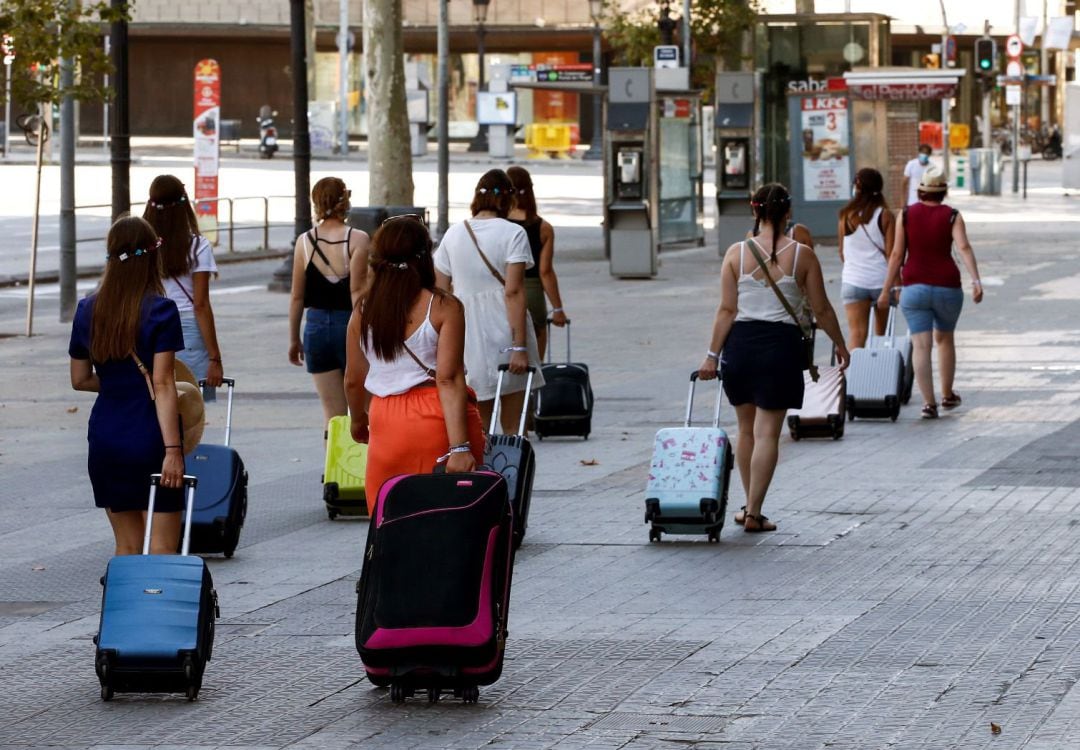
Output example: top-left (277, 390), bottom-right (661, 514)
top-left (879, 166), bottom-right (983, 419)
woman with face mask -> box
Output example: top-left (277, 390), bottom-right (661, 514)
top-left (902, 144), bottom-right (933, 209)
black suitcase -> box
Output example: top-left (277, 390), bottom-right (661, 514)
top-left (355, 471), bottom-right (514, 703)
top-left (96, 475), bottom-right (219, 701)
top-left (184, 378), bottom-right (248, 557)
top-left (534, 319), bottom-right (593, 440)
top-left (485, 365), bottom-right (537, 550)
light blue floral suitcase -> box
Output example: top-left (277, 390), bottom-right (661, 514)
top-left (644, 372), bottom-right (733, 543)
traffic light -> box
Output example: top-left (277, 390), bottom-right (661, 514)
top-left (975, 38), bottom-right (997, 73)
top-left (922, 53), bottom-right (941, 69)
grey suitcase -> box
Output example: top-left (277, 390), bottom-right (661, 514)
top-left (867, 305), bottom-right (913, 405)
top-left (846, 342), bottom-right (903, 421)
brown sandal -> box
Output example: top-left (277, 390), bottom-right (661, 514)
top-left (743, 514), bottom-right (777, 533)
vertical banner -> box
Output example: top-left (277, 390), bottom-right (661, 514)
top-left (193, 59), bottom-right (221, 239)
top-left (800, 96), bottom-right (851, 202)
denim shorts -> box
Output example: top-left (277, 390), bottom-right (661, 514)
top-left (177, 313), bottom-right (217, 402)
top-left (303, 308), bottom-right (351, 374)
top-left (900, 284), bottom-right (964, 334)
top-left (841, 283), bottom-right (883, 304)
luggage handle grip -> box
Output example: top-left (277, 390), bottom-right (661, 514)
top-left (199, 377), bottom-right (236, 446)
top-left (545, 317), bottom-right (571, 363)
top-left (491, 365), bottom-right (536, 436)
top-left (686, 371), bottom-right (723, 429)
top-left (146, 474), bottom-right (198, 556)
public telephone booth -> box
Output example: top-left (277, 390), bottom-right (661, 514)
top-left (603, 67), bottom-right (705, 278)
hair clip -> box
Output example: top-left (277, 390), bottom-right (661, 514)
top-left (477, 187), bottom-right (488, 194)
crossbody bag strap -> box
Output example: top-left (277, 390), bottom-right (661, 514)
top-left (745, 240), bottom-right (809, 337)
top-left (130, 351), bottom-right (156, 401)
top-left (401, 341), bottom-right (436, 379)
top-left (464, 221), bottom-right (506, 286)
top-left (859, 221), bottom-right (887, 259)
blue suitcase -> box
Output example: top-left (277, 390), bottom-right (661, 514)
top-left (184, 378), bottom-right (248, 556)
top-left (95, 475), bottom-right (219, 701)
top-left (644, 372), bottom-right (733, 543)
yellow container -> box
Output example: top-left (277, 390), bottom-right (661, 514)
top-left (525, 123), bottom-right (573, 158)
top-left (949, 124), bottom-right (970, 151)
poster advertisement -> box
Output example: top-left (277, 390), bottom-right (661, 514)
top-left (800, 96), bottom-right (850, 202)
top-left (193, 59), bottom-right (221, 237)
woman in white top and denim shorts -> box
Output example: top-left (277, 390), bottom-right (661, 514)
top-left (698, 184), bottom-right (849, 533)
top-left (838, 168), bottom-right (896, 350)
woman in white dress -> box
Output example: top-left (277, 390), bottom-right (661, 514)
top-left (434, 169), bottom-right (544, 434)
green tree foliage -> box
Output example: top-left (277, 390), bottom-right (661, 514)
top-left (0, 0), bottom-right (126, 107)
top-left (603, 0), bottom-right (756, 101)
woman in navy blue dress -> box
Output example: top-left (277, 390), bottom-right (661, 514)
top-left (69, 217), bottom-right (187, 556)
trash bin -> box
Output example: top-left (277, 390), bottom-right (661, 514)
top-left (346, 207), bottom-right (387, 235)
top-left (968, 148), bottom-right (1002, 196)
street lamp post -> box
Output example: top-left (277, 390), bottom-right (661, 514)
top-left (582, 0), bottom-right (604, 161)
top-left (467, 0), bottom-right (491, 153)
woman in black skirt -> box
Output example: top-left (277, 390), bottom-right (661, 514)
top-left (698, 184), bottom-right (848, 532)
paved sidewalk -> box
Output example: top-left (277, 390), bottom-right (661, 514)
top-left (1, 183), bottom-right (1080, 749)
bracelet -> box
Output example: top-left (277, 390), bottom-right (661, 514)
top-left (972, 280), bottom-right (982, 287)
top-left (706, 351), bottom-right (719, 361)
top-left (501, 345), bottom-right (528, 353)
top-left (551, 307), bottom-right (564, 314)
top-left (164, 444), bottom-right (182, 451)
top-left (209, 357), bottom-right (222, 363)
top-left (448, 443), bottom-right (472, 454)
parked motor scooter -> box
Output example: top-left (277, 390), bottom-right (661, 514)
top-left (1044, 126), bottom-right (1063, 161)
top-left (258, 105), bottom-right (278, 159)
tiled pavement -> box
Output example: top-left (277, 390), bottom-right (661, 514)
top-left (1, 181), bottom-right (1080, 748)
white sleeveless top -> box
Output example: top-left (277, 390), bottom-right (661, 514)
top-left (735, 240), bottom-right (807, 326)
top-left (841, 207), bottom-right (888, 289)
top-left (362, 294), bottom-right (440, 398)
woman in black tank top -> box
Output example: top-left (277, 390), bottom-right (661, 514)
top-left (506, 166), bottom-right (567, 360)
top-left (288, 177), bottom-right (371, 434)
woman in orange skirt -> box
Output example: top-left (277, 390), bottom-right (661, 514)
top-left (344, 215), bottom-right (485, 514)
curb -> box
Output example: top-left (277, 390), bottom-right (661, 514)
top-left (0, 248), bottom-right (291, 289)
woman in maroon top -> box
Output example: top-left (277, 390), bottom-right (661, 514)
top-left (879, 167), bottom-right (983, 419)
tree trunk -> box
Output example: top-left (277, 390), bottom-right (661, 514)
top-left (364, 0), bottom-right (414, 205)
top-left (794, 0), bottom-right (815, 13)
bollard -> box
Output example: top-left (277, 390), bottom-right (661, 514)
top-left (956, 156), bottom-right (965, 189)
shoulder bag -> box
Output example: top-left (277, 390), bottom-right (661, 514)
top-left (463, 221), bottom-right (506, 287)
top-left (744, 240), bottom-right (820, 383)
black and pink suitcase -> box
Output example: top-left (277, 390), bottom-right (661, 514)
top-left (354, 471), bottom-right (514, 704)
top-left (487, 364), bottom-right (536, 549)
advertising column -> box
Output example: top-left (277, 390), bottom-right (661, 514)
top-left (786, 92), bottom-right (852, 236)
top-left (193, 59), bottom-right (221, 239)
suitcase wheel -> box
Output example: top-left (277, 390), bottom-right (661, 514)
top-left (427, 687), bottom-right (441, 704)
top-left (708, 530), bottom-right (720, 544)
top-left (324, 483), bottom-right (339, 503)
top-left (649, 528), bottom-right (661, 543)
top-left (390, 682), bottom-right (412, 703)
top-left (327, 508), bottom-right (339, 521)
top-left (186, 684), bottom-right (199, 701)
top-left (461, 684), bottom-right (480, 704)
top-left (100, 684), bottom-right (113, 702)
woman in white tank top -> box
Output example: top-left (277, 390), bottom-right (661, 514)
top-left (837, 168), bottom-right (895, 349)
top-left (344, 215), bottom-right (486, 513)
top-left (698, 184), bottom-right (849, 534)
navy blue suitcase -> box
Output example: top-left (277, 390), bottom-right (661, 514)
top-left (534, 320), bottom-right (593, 440)
top-left (96, 475), bottom-right (219, 701)
top-left (485, 365), bottom-right (536, 550)
top-left (184, 378), bottom-right (248, 557)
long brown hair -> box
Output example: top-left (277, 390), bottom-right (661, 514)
top-left (840, 168), bottom-right (889, 233)
top-left (90, 217), bottom-right (164, 363)
top-left (142, 174), bottom-right (200, 278)
top-left (469, 169), bottom-right (514, 218)
top-left (507, 165), bottom-right (538, 222)
top-left (360, 216), bottom-right (451, 362)
top-left (751, 183), bottom-right (792, 264)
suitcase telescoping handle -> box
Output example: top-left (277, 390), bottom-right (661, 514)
top-left (868, 305), bottom-right (899, 347)
top-left (686, 371), bottom-right (723, 429)
top-left (491, 364), bottom-right (536, 436)
top-left (198, 377), bottom-right (236, 447)
top-left (146, 474), bottom-right (198, 556)
top-left (545, 317), bottom-right (572, 364)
